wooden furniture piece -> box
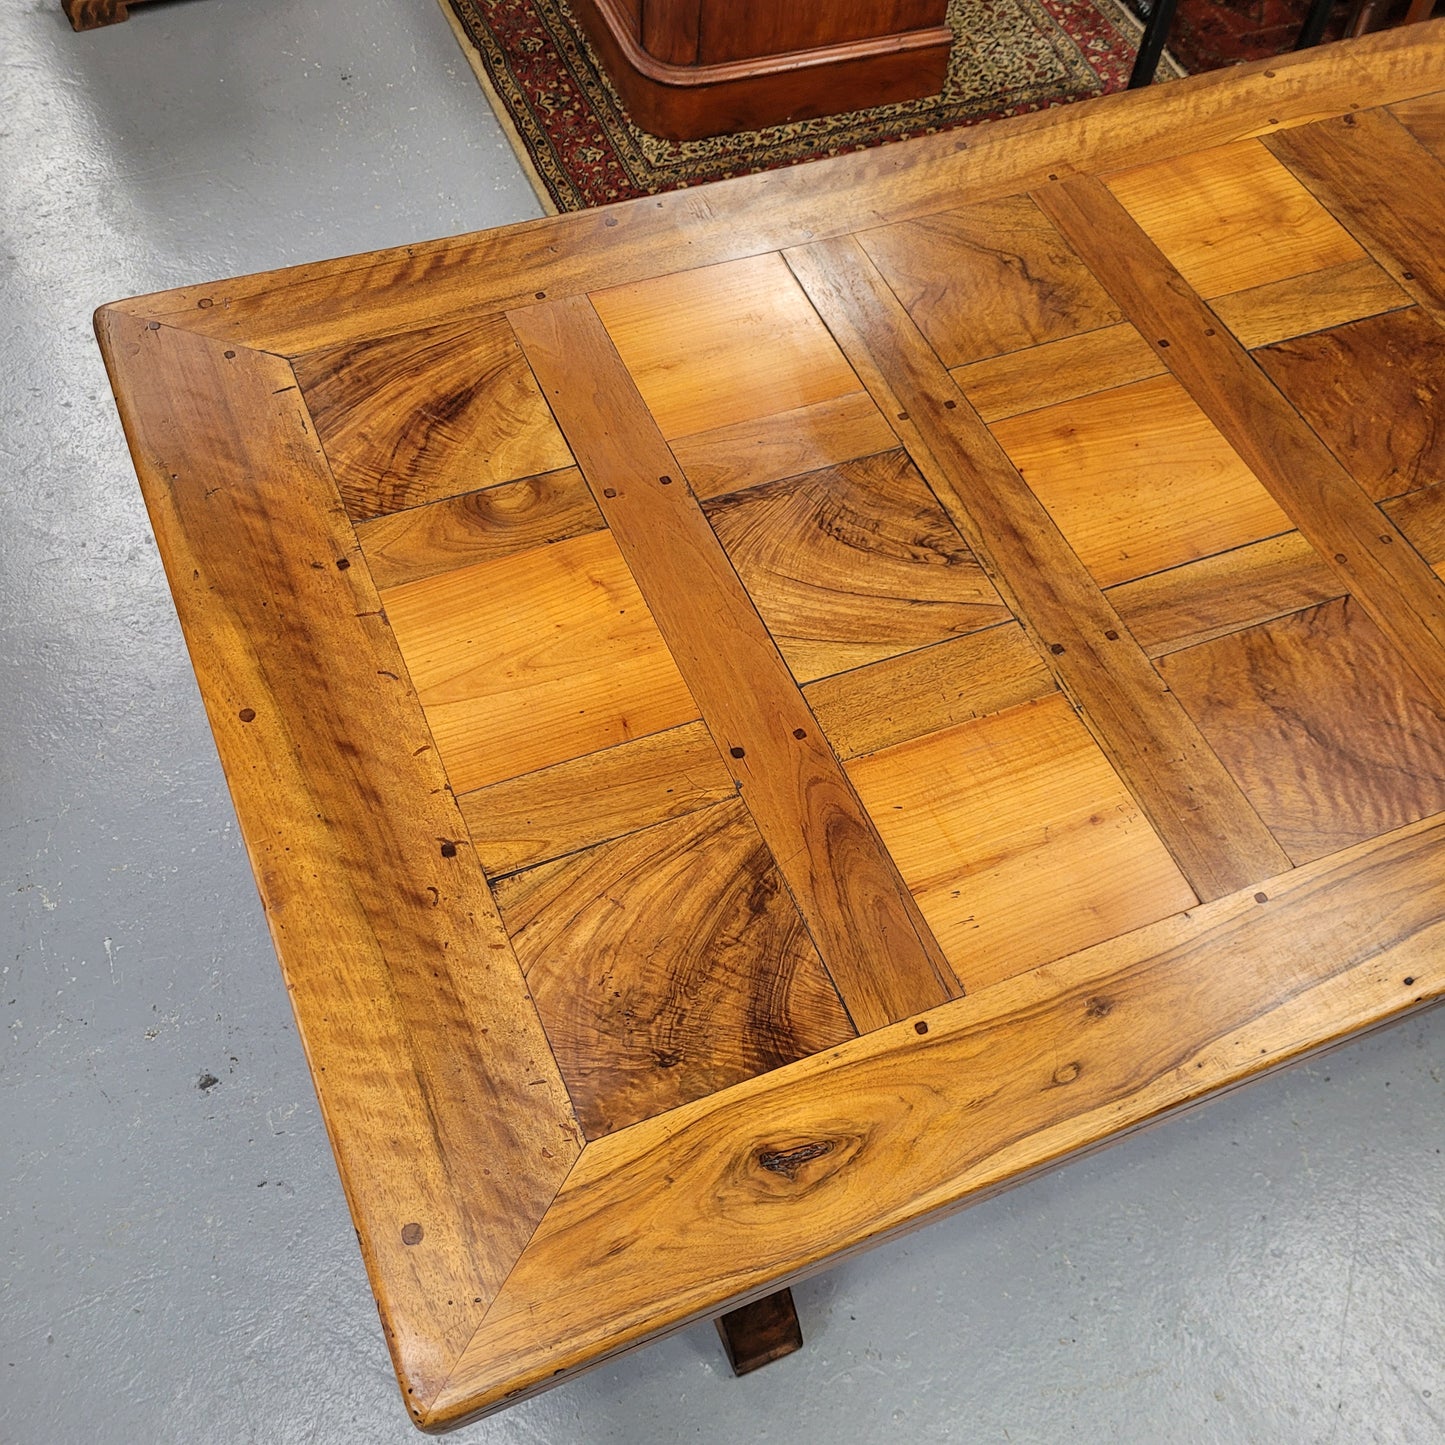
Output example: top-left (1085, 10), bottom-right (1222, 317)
top-left (568, 0), bottom-right (952, 138)
top-left (96, 24), bottom-right (1445, 1431)
top-left (63, 0), bottom-right (156, 29)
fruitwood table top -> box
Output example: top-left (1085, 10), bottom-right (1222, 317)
top-left (98, 25), bottom-right (1445, 1430)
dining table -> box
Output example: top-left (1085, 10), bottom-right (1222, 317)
top-left (96, 22), bottom-right (1445, 1429)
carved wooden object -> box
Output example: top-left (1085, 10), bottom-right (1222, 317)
top-left (94, 26), bottom-right (1445, 1429)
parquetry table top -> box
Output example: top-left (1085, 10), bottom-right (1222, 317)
top-left (97, 24), bottom-right (1445, 1430)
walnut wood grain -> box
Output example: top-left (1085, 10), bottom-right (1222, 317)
top-left (857, 194), bottom-right (1123, 367)
top-left (670, 392), bottom-right (897, 500)
top-left (93, 313), bottom-right (581, 1421)
top-left (805, 621), bottom-right (1056, 758)
top-left (1255, 307), bottom-right (1445, 501)
top-left (786, 235), bottom-right (1289, 901)
top-left (714, 1288), bottom-right (804, 1375)
top-left (494, 799), bottom-right (857, 1137)
top-left (353, 468), bottom-right (601, 589)
top-left (432, 814), bottom-right (1445, 1426)
top-left (292, 315), bottom-right (572, 520)
top-left (458, 721), bottom-right (733, 877)
top-left (1035, 173), bottom-right (1445, 719)
top-left (1209, 256), bottom-right (1410, 350)
top-left (703, 449), bottom-right (1009, 681)
top-left (1384, 480), bottom-right (1445, 568)
top-left (951, 322), bottom-right (1164, 423)
top-left (1392, 91), bottom-right (1445, 157)
top-left (1266, 107), bottom-right (1445, 328)
top-left (1159, 596), bottom-right (1445, 864)
top-left (509, 294), bottom-right (961, 1031)
top-left (108, 27), bottom-right (1445, 356)
top-left (1107, 531), bottom-right (1341, 658)
top-left (92, 38), bottom-right (1445, 1432)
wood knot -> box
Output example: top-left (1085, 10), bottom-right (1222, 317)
top-left (756, 1141), bottom-right (834, 1181)
top-left (401, 1222), bottom-right (423, 1245)
top-left (1052, 1061), bottom-right (1082, 1086)
top-left (1084, 996), bottom-right (1111, 1019)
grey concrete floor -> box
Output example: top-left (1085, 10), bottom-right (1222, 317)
top-left (1, 1), bottom-right (1442, 1441)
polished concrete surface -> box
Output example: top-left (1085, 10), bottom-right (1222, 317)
top-left (2, 2), bottom-right (1442, 1441)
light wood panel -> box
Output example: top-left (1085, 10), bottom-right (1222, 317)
top-left (849, 694), bottom-right (1197, 991)
top-left (494, 798), bottom-right (857, 1138)
top-left (1159, 596), bottom-right (1445, 864)
top-left (433, 814), bottom-right (1445, 1426)
top-left (805, 622), bottom-right (1056, 758)
top-left (857, 195), bottom-right (1122, 367)
top-left (787, 236), bottom-right (1291, 900)
top-left (952, 322), bottom-right (1164, 423)
top-left (1104, 139), bottom-right (1364, 298)
top-left (293, 315), bottom-right (573, 520)
top-left (703, 449), bottom-right (1008, 681)
top-left (1209, 256), bottom-right (1410, 349)
top-left (382, 529), bottom-right (700, 793)
top-left (591, 252), bottom-right (862, 438)
top-left (509, 294), bottom-right (960, 1032)
top-left (1267, 107), bottom-right (1445, 327)
top-left (991, 373), bottom-right (1292, 589)
top-left (95, 316), bottom-right (581, 1420)
top-left (354, 468), bottom-right (601, 589)
top-left (1036, 174), bottom-right (1445, 719)
top-left (458, 721), bottom-right (733, 877)
top-left (1256, 307), bottom-right (1445, 500)
top-left (670, 391), bottom-right (897, 499)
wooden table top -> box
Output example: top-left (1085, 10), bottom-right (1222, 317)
top-left (98, 25), bottom-right (1445, 1430)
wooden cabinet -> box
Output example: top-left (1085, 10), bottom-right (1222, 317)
top-left (571, 0), bottom-right (953, 139)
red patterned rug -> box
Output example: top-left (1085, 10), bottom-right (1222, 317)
top-left (438, 0), bottom-right (1170, 210)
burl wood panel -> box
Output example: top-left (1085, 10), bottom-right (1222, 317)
top-left (494, 799), bottom-right (856, 1138)
top-left (1256, 308), bottom-right (1445, 501)
top-left (293, 315), bottom-right (573, 520)
top-left (1159, 596), bottom-right (1445, 864)
top-left (858, 194), bottom-right (1123, 367)
top-left (703, 449), bottom-right (1009, 682)
top-left (93, 30), bottom-right (1445, 1432)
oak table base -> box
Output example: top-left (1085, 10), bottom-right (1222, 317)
top-left (96, 23), bottom-right (1445, 1431)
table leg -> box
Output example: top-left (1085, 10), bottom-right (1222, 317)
top-left (1127, 0), bottom-right (1182, 88)
top-left (714, 1289), bottom-right (805, 1376)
